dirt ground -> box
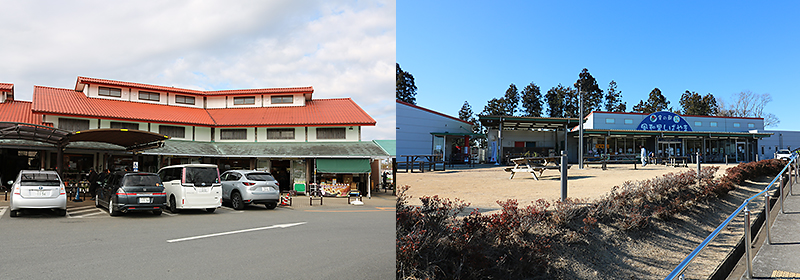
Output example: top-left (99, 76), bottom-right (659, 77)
top-left (397, 162), bottom-right (730, 212)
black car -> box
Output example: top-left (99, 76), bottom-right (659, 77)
top-left (96, 171), bottom-right (166, 216)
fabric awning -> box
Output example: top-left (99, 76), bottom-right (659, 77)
top-left (316, 158), bottom-right (371, 173)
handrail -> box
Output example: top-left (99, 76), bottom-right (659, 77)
top-left (665, 153), bottom-right (798, 280)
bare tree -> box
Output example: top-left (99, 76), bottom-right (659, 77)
top-left (718, 91), bottom-right (779, 127)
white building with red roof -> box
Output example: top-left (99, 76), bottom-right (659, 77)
top-left (0, 77), bottom-right (388, 195)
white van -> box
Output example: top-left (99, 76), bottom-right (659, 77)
top-left (157, 164), bottom-right (222, 213)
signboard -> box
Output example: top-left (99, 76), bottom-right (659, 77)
top-left (637, 111), bottom-right (692, 132)
top-left (133, 161), bottom-right (139, 172)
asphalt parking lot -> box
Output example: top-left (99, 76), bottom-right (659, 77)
top-left (0, 192), bottom-right (396, 280)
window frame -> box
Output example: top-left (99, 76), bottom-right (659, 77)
top-left (233, 96), bottom-right (256, 105)
top-left (624, 119), bottom-right (633, 125)
top-left (159, 125), bottom-right (186, 139)
top-left (605, 118), bottom-right (615, 124)
top-left (138, 91), bottom-right (160, 102)
top-left (110, 121), bottom-right (139, 130)
top-left (271, 95), bottom-right (293, 104)
top-left (316, 127), bottom-right (346, 140)
top-left (98, 86), bottom-right (122, 98)
top-left (266, 128), bottom-right (295, 140)
top-left (220, 129), bottom-right (248, 140)
top-left (175, 95), bottom-right (196, 105)
top-left (710, 121), bottom-right (718, 127)
top-left (733, 122), bottom-right (741, 128)
top-left (58, 118), bottom-right (90, 132)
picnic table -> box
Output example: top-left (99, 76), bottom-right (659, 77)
top-left (504, 157), bottom-right (568, 180)
top-left (400, 154), bottom-right (445, 172)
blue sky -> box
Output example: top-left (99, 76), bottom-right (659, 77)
top-left (398, 1), bottom-right (799, 131)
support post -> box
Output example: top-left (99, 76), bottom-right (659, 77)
top-left (578, 87), bottom-right (584, 169)
top-left (697, 152), bottom-right (701, 184)
top-left (781, 171), bottom-right (786, 214)
top-left (744, 206), bottom-right (753, 279)
top-left (766, 192), bottom-right (772, 245)
top-left (561, 151), bottom-right (568, 202)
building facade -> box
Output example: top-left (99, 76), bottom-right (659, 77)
top-left (396, 100), bottom-right (476, 163)
top-left (481, 111), bottom-right (773, 164)
top-left (0, 77), bottom-right (387, 196)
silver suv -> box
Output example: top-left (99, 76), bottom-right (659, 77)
top-left (8, 170), bottom-right (67, 217)
top-left (220, 170), bottom-right (280, 210)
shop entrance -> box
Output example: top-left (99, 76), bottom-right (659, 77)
top-left (659, 140), bottom-right (682, 157)
top-left (736, 142), bottom-right (747, 162)
top-left (270, 160), bottom-right (291, 192)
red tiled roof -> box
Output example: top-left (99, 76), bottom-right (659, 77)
top-left (34, 86), bottom-right (215, 126)
top-left (208, 98), bottom-right (376, 127)
top-left (0, 100), bottom-right (43, 125)
top-left (0, 83), bottom-right (13, 91)
top-left (33, 86), bottom-right (375, 127)
top-left (76, 76), bottom-right (313, 97)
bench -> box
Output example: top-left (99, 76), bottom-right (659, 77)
top-left (504, 157), bottom-right (570, 180)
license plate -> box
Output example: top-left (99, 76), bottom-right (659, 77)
top-left (262, 187), bottom-right (272, 192)
top-left (139, 197), bottom-right (151, 204)
top-left (198, 187), bottom-right (210, 193)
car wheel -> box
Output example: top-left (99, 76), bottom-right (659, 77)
top-left (152, 210), bottom-right (162, 216)
top-left (9, 210), bottom-right (19, 217)
top-left (265, 203), bottom-right (277, 210)
top-left (206, 208), bottom-right (216, 213)
top-left (108, 199), bottom-right (120, 216)
top-left (169, 196), bottom-right (179, 213)
top-left (231, 192), bottom-right (244, 210)
top-left (95, 194), bottom-right (101, 208)
top-left (57, 209), bottom-right (67, 217)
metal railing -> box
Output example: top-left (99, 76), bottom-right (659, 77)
top-left (665, 153), bottom-right (799, 280)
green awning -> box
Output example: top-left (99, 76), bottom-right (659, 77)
top-left (316, 158), bottom-right (371, 173)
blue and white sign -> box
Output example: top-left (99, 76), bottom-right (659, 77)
top-left (637, 111), bottom-right (693, 132)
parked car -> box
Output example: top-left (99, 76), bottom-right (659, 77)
top-left (95, 171), bottom-right (166, 216)
top-left (221, 170), bottom-right (280, 210)
top-left (8, 170), bottom-right (67, 217)
top-left (157, 164), bottom-right (222, 213)
top-left (775, 149), bottom-right (792, 160)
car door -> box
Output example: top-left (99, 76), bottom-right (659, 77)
top-left (221, 172), bottom-right (233, 200)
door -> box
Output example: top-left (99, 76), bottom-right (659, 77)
top-left (270, 160), bottom-right (291, 192)
top-left (736, 142), bottom-right (747, 162)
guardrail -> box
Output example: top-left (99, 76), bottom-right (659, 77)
top-left (665, 153), bottom-right (799, 280)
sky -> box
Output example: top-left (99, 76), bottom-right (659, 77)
top-left (398, 1), bottom-right (800, 132)
top-left (0, 0), bottom-right (395, 140)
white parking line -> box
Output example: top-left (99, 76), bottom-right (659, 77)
top-left (69, 208), bottom-right (102, 214)
top-left (70, 211), bottom-right (105, 218)
top-left (69, 205), bottom-right (97, 211)
top-left (219, 206), bottom-right (243, 213)
top-left (0, 206), bottom-right (6, 219)
top-left (162, 211), bottom-right (176, 216)
top-left (167, 222), bottom-right (306, 243)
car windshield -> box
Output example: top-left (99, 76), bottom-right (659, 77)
top-left (245, 173), bottom-right (275, 181)
top-left (20, 173), bottom-right (61, 186)
top-left (122, 175), bottom-right (161, 187)
top-left (185, 167), bottom-right (219, 187)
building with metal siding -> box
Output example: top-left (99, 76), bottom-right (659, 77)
top-left (396, 100), bottom-right (476, 163)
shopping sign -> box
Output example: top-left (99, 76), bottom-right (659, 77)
top-left (637, 111), bottom-right (693, 132)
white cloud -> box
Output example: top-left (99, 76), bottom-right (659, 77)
top-left (0, 0), bottom-right (395, 140)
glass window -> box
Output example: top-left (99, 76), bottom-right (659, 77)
top-left (605, 118), bottom-right (615, 124)
top-left (267, 128), bottom-right (295, 139)
top-left (624, 119), bottom-right (633, 125)
top-left (710, 121), bottom-right (718, 127)
top-left (245, 172), bottom-right (276, 181)
top-left (694, 121), bottom-right (702, 127)
top-left (220, 129), bottom-right (247, 140)
top-left (748, 123), bottom-right (755, 128)
top-left (98, 87), bottom-right (122, 97)
top-left (159, 125), bottom-right (185, 138)
top-left (110, 121), bottom-right (139, 130)
top-left (58, 118), bottom-right (90, 132)
top-left (233, 96), bottom-right (256, 105)
top-left (175, 95), bottom-right (195, 105)
top-left (271, 95), bottom-right (293, 104)
top-left (316, 127), bottom-right (346, 139)
top-left (185, 167), bottom-right (219, 186)
top-left (139, 91), bottom-right (160, 101)
top-left (733, 122), bottom-right (741, 128)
